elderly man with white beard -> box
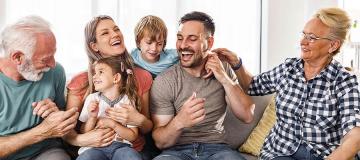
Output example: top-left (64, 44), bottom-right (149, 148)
top-left (0, 16), bottom-right (78, 160)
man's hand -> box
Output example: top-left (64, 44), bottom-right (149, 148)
top-left (174, 92), bottom-right (206, 129)
top-left (32, 98), bottom-right (59, 118)
top-left (204, 53), bottom-right (229, 84)
top-left (212, 48), bottom-right (240, 68)
top-left (36, 107), bottom-right (78, 138)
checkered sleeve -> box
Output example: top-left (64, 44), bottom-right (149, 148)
top-left (337, 74), bottom-right (360, 135)
top-left (248, 58), bottom-right (297, 96)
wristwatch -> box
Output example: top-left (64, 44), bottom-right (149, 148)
top-left (232, 57), bottom-right (242, 71)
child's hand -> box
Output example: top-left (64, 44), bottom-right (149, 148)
top-left (96, 117), bottom-right (118, 129)
top-left (88, 101), bottom-right (99, 118)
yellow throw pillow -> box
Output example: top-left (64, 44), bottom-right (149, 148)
top-left (239, 95), bottom-right (276, 156)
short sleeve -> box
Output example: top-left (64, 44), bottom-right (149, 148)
top-left (134, 67), bottom-right (153, 96)
top-left (67, 71), bottom-right (89, 101)
top-left (53, 62), bottom-right (66, 110)
top-left (150, 74), bottom-right (175, 115)
top-left (79, 93), bottom-right (97, 122)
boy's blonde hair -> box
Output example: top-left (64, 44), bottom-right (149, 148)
top-left (134, 15), bottom-right (167, 49)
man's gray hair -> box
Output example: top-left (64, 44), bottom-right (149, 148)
top-left (0, 16), bottom-right (52, 58)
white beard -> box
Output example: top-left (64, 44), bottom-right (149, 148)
top-left (17, 58), bottom-right (50, 81)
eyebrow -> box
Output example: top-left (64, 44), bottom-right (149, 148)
top-left (99, 28), bottom-right (109, 32)
top-left (176, 34), bottom-right (198, 38)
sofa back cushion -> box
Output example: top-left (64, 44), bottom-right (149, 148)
top-left (224, 94), bottom-right (274, 148)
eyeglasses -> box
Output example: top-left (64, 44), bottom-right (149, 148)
top-left (300, 32), bottom-right (332, 43)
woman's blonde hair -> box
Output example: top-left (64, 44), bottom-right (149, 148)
top-left (313, 7), bottom-right (351, 55)
top-left (134, 15), bottom-right (167, 49)
top-left (83, 15), bottom-right (137, 98)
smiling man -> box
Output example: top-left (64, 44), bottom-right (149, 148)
top-left (150, 11), bottom-right (255, 160)
top-left (0, 16), bottom-right (78, 160)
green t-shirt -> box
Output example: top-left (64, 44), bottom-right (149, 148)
top-left (0, 62), bottom-right (66, 160)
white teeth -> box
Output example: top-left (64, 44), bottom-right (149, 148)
top-left (111, 40), bottom-right (121, 46)
top-left (301, 47), bottom-right (309, 52)
top-left (181, 51), bottom-right (192, 55)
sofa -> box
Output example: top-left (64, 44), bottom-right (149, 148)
top-left (224, 94), bottom-right (274, 160)
top-left (64, 94), bottom-right (274, 160)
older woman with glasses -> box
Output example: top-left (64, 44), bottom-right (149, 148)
top-left (213, 7), bottom-right (360, 160)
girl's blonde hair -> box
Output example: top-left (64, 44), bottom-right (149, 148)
top-left (314, 7), bottom-right (351, 55)
top-left (134, 15), bottom-right (167, 49)
top-left (95, 56), bottom-right (140, 111)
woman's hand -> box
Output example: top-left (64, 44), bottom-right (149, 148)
top-left (96, 117), bottom-right (119, 129)
top-left (105, 104), bottom-right (145, 126)
top-left (211, 48), bottom-right (240, 67)
top-left (77, 128), bottom-right (115, 147)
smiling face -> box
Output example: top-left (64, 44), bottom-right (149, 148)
top-left (92, 63), bottom-right (117, 92)
top-left (176, 21), bottom-right (213, 68)
top-left (91, 19), bottom-right (126, 58)
top-left (300, 18), bottom-right (333, 64)
top-left (138, 32), bottom-right (165, 63)
top-left (17, 33), bottom-right (56, 81)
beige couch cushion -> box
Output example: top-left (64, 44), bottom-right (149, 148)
top-left (224, 94), bottom-right (274, 149)
top-left (239, 95), bottom-right (276, 156)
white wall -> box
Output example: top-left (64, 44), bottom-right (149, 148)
top-left (0, 0), bottom-right (5, 29)
top-left (261, 0), bottom-right (338, 72)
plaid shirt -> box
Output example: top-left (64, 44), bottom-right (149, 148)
top-left (248, 58), bottom-right (360, 160)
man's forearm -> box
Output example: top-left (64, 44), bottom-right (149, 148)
top-left (153, 117), bottom-right (184, 149)
top-left (222, 79), bottom-right (254, 123)
top-left (0, 126), bottom-right (45, 158)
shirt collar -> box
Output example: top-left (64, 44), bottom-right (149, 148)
top-left (288, 58), bottom-right (340, 82)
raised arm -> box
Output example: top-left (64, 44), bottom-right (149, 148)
top-left (212, 48), bottom-right (253, 92)
top-left (80, 101), bottom-right (99, 133)
top-left (205, 53), bottom-right (255, 123)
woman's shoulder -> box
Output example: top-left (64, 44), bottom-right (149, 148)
top-left (134, 67), bottom-right (152, 78)
top-left (133, 67), bottom-right (153, 95)
top-left (67, 71), bottom-right (89, 91)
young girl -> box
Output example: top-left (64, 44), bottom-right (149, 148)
top-left (76, 56), bottom-right (142, 160)
top-left (131, 15), bottom-right (179, 78)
